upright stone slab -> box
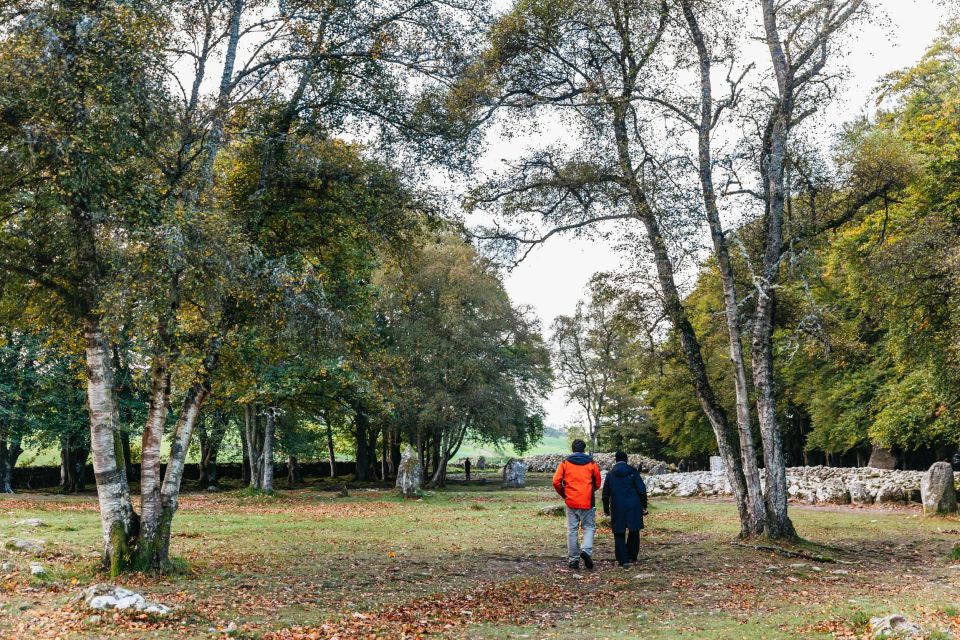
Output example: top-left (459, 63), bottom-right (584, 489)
top-left (868, 446), bottom-right (897, 470)
top-left (920, 461), bottom-right (958, 515)
top-left (502, 458), bottom-right (527, 488)
top-left (476, 456), bottom-right (486, 470)
top-left (648, 462), bottom-right (669, 475)
top-left (709, 456), bottom-right (724, 474)
top-left (395, 446), bottom-right (423, 498)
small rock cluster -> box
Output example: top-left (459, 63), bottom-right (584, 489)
top-left (523, 453), bottom-right (667, 474)
top-left (645, 465), bottom-right (960, 506)
top-left (77, 584), bottom-right (172, 616)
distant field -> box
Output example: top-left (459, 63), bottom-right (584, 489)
top-left (454, 433), bottom-right (569, 462)
top-left (19, 433), bottom-right (571, 468)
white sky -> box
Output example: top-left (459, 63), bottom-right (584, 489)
top-left (473, 0), bottom-right (949, 428)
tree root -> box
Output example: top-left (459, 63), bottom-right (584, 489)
top-left (729, 542), bottom-right (837, 563)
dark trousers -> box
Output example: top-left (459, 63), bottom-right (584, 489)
top-left (613, 530), bottom-right (640, 566)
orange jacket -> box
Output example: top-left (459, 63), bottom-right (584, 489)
top-left (552, 453), bottom-right (602, 510)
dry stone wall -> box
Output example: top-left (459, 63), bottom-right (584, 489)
top-left (645, 465), bottom-right (960, 506)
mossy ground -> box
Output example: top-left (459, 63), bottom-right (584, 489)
top-left (0, 473), bottom-right (958, 638)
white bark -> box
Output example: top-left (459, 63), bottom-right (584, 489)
top-left (84, 322), bottom-right (136, 569)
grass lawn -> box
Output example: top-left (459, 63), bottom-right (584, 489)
top-left (0, 474), bottom-right (958, 639)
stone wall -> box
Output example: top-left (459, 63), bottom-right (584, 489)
top-left (645, 465), bottom-right (960, 506)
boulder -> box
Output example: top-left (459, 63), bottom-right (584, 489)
top-left (502, 458), bottom-right (527, 488)
top-left (5, 538), bottom-right (44, 556)
top-left (816, 478), bottom-right (850, 505)
top-left (15, 519), bottom-right (46, 528)
top-left (395, 446), bottom-right (423, 498)
top-left (876, 483), bottom-right (906, 503)
top-left (920, 461), bottom-right (958, 515)
top-left (869, 614), bottom-right (923, 639)
top-left (0, 561), bottom-right (14, 573)
top-left (80, 584), bottom-right (172, 616)
top-left (848, 481), bottom-right (872, 505)
top-left (476, 456), bottom-right (486, 470)
top-left (29, 563), bottom-right (45, 577)
top-left (868, 446), bottom-right (898, 470)
top-left (539, 504), bottom-right (565, 517)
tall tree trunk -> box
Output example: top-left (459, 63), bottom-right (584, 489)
top-left (679, 0), bottom-right (766, 536)
top-left (368, 426), bottom-right (379, 480)
top-left (155, 373), bottom-right (214, 565)
top-left (324, 413), bottom-right (336, 479)
top-left (0, 438), bottom-right (21, 494)
top-left (240, 417), bottom-right (250, 486)
top-left (199, 411), bottom-right (227, 490)
top-left (84, 320), bottom-right (137, 576)
top-left (611, 110), bottom-right (753, 538)
top-left (381, 427), bottom-right (389, 480)
top-left (754, 0), bottom-right (798, 539)
top-left (245, 404), bottom-right (262, 489)
top-left (261, 407), bottom-right (276, 493)
top-left (354, 405), bottom-right (371, 481)
top-left (120, 431), bottom-right (134, 483)
top-left (137, 342), bottom-right (173, 569)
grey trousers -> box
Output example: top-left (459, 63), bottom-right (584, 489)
top-left (565, 506), bottom-right (596, 562)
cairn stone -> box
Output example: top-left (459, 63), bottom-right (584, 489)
top-left (816, 478), bottom-right (850, 505)
top-left (502, 458), bottom-right (527, 488)
top-left (395, 446), bottom-right (423, 498)
top-left (848, 481), bottom-right (872, 505)
top-left (920, 461), bottom-right (958, 515)
top-left (876, 482), bottom-right (906, 503)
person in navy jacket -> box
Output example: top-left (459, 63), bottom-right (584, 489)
top-left (602, 451), bottom-right (648, 567)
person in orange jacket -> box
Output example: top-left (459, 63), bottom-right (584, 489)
top-left (552, 439), bottom-right (602, 569)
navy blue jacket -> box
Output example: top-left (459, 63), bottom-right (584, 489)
top-left (601, 462), bottom-right (648, 533)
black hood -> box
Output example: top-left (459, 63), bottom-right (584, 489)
top-left (610, 461), bottom-right (636, 477)
top-left (566, 452), bottom-right (593, 465)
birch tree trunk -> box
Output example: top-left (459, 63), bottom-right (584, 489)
top-left (135, 344), bottom-right (173, 569)
top-left (156, 378), bottom-right (212, 564)
top-left (610, 107), bottom-right (754, 537)
top-left (261, 407), bottom-right (276, 493)
top-left (84, 320), bottom-right (137, 575)
top-left (679, 0), bottom-right (766, 536)
top-left (325, 415), bottom-right (337, 479)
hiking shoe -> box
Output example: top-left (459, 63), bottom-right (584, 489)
top-left (580, 551), bottom-right (594, 570)
top-left (567, 560), bottom-right (580, 570)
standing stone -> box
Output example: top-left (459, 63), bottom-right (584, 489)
top-left (502, 458), bottom-right (527, 488)
top-left (920, 461), bottom-right (958, 515)
top-left (648, 462), bottom-right (669, 475)
top-left (476, 456), bottom-right (486, 470)
top-left (395, 446), bottom-right (423, 498)
top-left (709, 456), bottom-right (724, 473)
top-left (867, 446), bottom-right (897, 470)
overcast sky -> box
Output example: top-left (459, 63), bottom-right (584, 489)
top-left (473, 0), bottom-right (950, 428)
